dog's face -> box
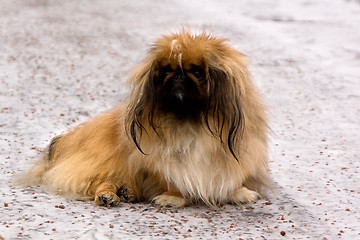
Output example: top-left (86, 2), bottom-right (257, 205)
top-left (152, 52), bottom-right (210, 120)
top-left (127, 31), bottom-right (249, 159)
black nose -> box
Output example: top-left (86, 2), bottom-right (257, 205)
top-left (174, 73), bottom-right (185, 83)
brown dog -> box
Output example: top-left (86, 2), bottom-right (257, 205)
top-left (25, 30), bottom-right (270, 208)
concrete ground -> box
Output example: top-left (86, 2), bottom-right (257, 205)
top-left (1, 0), bottom-right (359, 239)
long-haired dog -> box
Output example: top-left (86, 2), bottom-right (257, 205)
top-left (24, 30), bottom-right (270, 208)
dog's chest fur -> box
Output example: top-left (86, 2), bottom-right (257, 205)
top-left (153, 127), bottom-right (239, 205)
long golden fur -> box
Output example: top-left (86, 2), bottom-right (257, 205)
top-left (24, 30), bottom-right (270, 208)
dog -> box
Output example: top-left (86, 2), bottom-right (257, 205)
top-left (24, 30), bottom-right (270, 208)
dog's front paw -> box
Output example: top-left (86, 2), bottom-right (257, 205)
top-left (230, 187), bottom-right (260, 204)
top-left (95, 191), bottom-right (121, 207)
top-left (153, 193), bottom-right (188, 208)
top-left (117, 186), bottom-right (136, 203)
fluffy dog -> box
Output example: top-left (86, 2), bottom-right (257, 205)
top-left (25, 30), bottom-right (270, 208)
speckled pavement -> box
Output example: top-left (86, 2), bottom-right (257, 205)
top-left (1, 0), bottom-right (359, 239)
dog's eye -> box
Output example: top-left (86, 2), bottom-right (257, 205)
top-left (163, 65), bottom-right (173, 77)
top-left (190, 66), bottom-right (205, 80)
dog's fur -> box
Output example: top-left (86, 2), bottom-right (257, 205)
top-left (24, 31), bottom-right (270, 208)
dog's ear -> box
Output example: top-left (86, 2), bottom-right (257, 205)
top-left (143, 63), bottom-right (161, 133)
top-left (126, 62), bottom-right (159, 154)
top-left (206, 67), bottom-right (245, 161)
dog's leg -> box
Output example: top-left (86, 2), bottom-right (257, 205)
top-left (94, 182), bottom-right (121, 207)
top-left (48, 135), bottom-right (63, 161)
top-left (152, 185), bottom-right (189, 208)
top-left (94, 182), bottom-right (137, 207)
top-left (229, 186), bottom-right (260, 204)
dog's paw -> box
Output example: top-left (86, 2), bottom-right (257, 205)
top-left (117, 186), bottom-right (136, 203)
top-left (95, 191), bottom-right (121, 207)
top-left (230, 187), bottom-right (260, 204)
top-left (153, 193), bottom-right (188, 208)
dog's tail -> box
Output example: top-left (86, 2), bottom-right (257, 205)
top-left (19, 135), bottom-right (62, 186)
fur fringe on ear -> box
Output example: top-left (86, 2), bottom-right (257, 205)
top-left (125, 60), bottom-right (158, 154)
